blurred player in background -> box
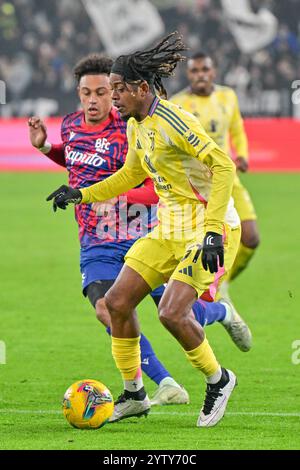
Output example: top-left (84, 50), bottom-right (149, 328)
top-left (46, 34), bottom-right (251, 427)
top-left (171, 52), bottom-right (260, 301)
top-left (29, 54), bottom-right (250, 409)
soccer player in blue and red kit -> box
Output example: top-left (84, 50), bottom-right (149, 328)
top-left (29, 54), bottom-right (251, 407)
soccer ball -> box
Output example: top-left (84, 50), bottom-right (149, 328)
top-left (62, 379), bottom-right (114, 429)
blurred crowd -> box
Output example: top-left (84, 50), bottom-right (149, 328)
top-left (0, 0), bottom-right (299, 116)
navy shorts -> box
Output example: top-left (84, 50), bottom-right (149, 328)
top-left (80, 240), bottom-right (165, 299)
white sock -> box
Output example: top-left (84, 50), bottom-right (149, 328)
top-left (159, 376), bottom-right (179, 388)
top-left (220, 302), bottom-right (233, 325)
top-left (124, 376), bottom-right (144, 393)
top-left (206, 366), bottom-right (222, 384)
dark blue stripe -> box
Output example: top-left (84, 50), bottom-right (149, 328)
top-left (155, 110), bottom-right (185, 135)
top-left (188, 135), bottom-right (198, 145)
top-left (156, 107), bottom-right (187, 134)
top-left (187, 133), bottom-right (201, 146)
top-left (157, 103), bottom-right (190, 130)
top-left (197, 142), bottom-right (210, 154)
top-left (191, 138), bottom-right (201, 147)
top-left (156, 104), bottom-right (189, 133)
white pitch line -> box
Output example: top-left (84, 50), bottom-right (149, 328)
top-left (0, 410), bottom-right (299, 418)
top-left (0, 410), bottom-right (61, 415)
top-left (152, 411), bottom-right (300, 418)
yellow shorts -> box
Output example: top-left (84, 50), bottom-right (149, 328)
top-left (125, 224), bottom-right (241, 300)
top-left (232, 175), bottom-right (257, 222)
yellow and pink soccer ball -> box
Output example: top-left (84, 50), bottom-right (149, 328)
top-left (63, 379), bottom-right (114, 429)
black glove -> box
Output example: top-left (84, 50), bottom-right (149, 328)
top-left (46, 185), bottom-right (82, 212)
top-left (201, 232), bottom-right (224, 273)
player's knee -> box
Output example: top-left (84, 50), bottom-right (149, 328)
top-left (158, 304), bottom-right (182, 330)
top-left (95, 298), bottom-right (111, 327)
top-left (241, 221), bottom-right (260, 249)
top-left (241, 231), bottom-right (260, 249)
top-left (105, 289), bottom-right (127, 319)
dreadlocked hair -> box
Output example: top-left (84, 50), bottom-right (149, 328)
top-left (123, 32), bottom-right (187, 98)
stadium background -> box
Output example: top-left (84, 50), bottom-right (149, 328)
top-left (0, 0), bottom-right (299, 451)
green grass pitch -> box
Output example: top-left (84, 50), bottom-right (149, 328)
top-left (0, 172), bottom-right (299, 450)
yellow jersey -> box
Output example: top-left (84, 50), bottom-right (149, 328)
top-left (80, 97), bottom-right (239, 237)
top-left (170, 85), bottom-right (248, 159)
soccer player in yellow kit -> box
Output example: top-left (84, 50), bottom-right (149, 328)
top-left (171, 52), bottom-right (260, 299)
top-left (47, 34), bottom-right (242, 428)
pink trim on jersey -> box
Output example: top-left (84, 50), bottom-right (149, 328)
top-left (200, 225), bottom-right (227, 302)
top-left (188, 180), bottom-right (208, 206)
top-left (210, 266), bottom-right (226, 301)
top-left (148, 97), bottom-right (160, 117)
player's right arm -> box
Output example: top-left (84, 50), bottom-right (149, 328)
top-left (46, 145), bottom-right (148, 211)
top-left (80, 147), bottom-right (147, 203)
top-left (28, 116), bottom-right (66, 168)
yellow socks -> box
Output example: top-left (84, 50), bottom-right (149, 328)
top-left (185, 337), bottom-right (220, 378)
top-left (111, 336), bottom-right (143, 391)
top-left (229, 243), bottom-right (255, 281)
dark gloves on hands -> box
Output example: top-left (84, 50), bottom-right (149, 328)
top-left (201, 232), bottom-right (224, 273)
top-left (46, 185), bottom-right (82, 212)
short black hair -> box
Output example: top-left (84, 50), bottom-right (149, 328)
top-left (189, 51), bottom-right (213, 63)
top-left (73, 54), bottom-right (113, 83)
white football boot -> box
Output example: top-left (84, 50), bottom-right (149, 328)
top-left (197, 368), bottom-right (237, 428)
top-left (150, 378), bottom-right (189, 406)
top-left (109, 392), bottom-right (151, 423)
top-left (220, 299), bottom-right (252, 352)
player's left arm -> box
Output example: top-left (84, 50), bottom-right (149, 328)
top-left (202, 147), bottom-right (235, 234)
top-left (171, 110), bottom-right (235, 272)
top-left (198, 145), bottom-right (236, 272)
top-left (171, 110), bottom-right (235, 235)
top-left (229, 91), bottom-right (249, 172)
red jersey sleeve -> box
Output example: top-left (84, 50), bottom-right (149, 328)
top-left (124, 178), bottom-right (158, 206)
top-left (45, 143), bottom-right (66, 168)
